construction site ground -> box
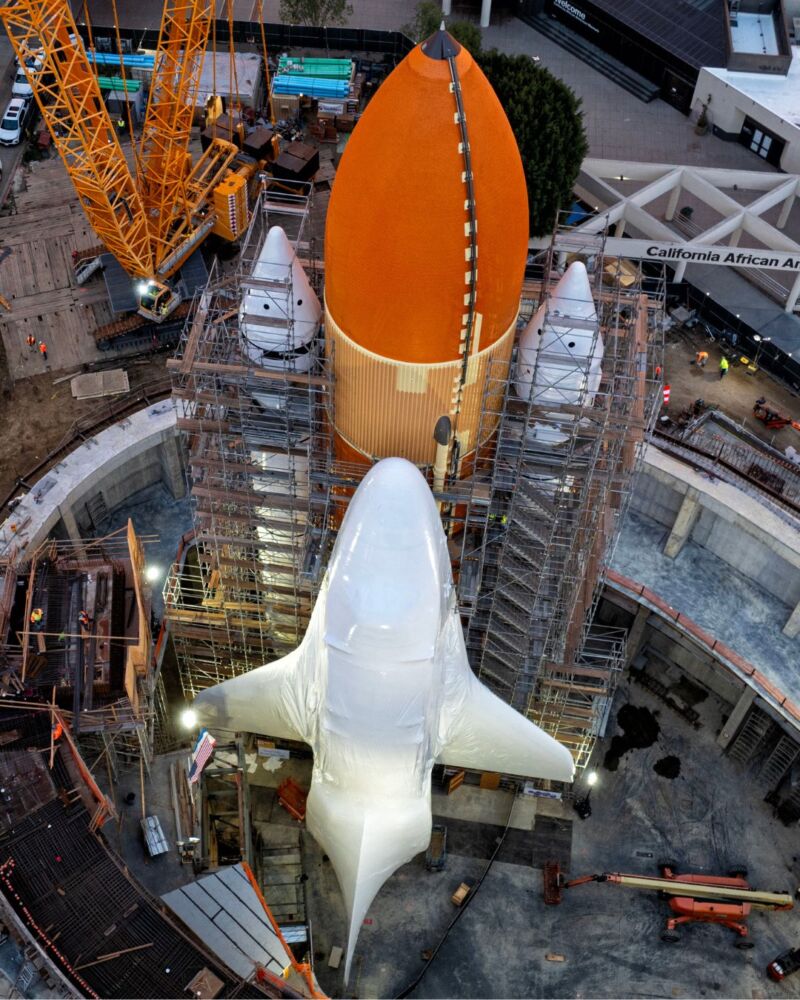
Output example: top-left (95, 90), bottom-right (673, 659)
top-left (323, 676), bottom-right (800, 999)
top-left (0, 132), bottom-right (331, 506)
top-left (97, 675), bottom-right (800, 999)
top-left (0, 160), bottom-right (797, 509)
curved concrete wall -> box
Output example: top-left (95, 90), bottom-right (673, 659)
top-left (0, 402), bottom-right (183, 557)
top-left (633, 444), bottom-right (800, 637)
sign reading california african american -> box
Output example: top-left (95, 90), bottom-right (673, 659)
top-left (594, 237), bottom-right (800, 272)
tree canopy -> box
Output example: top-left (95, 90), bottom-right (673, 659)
top-left (401, 6), bottom-right (586, 237)
top-left (402, 1), bottom-right (483, 54)
top-left (476, 51), bottom-right (588, 237)
top-left (279, 0), bottom-right (353, 27)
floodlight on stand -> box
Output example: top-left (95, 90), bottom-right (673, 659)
top-left (180, 708), bottom-right (198, 730)
top-left (574, 768), bottom-right (598, 819)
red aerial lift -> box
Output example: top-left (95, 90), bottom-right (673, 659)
top-left (753, 397), bottom-right (800, 432)
top-left (544, 861), bottom-right (793, 946)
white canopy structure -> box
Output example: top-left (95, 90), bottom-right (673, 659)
top-left (194, 458), bottom-right (574, 981)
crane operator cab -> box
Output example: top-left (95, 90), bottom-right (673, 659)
top-left (137, 280), bottom-right (181, 323)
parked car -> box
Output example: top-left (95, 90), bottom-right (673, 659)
top-left (12, 56), bottom-right (42, 99)
top-left (0, 98), bottom-right (31, 146)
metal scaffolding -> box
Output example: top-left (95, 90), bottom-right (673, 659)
top-left (166, 208), bottom-right (664, 772)
top-left (0, 525), bottom-right (157, 774)
top-left (166, 186), bottom-right (334, 700)
top-left (452, 230), bottom-right (665, 767)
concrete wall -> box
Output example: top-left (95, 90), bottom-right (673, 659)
top-left (629, 465), bottom-right (684, 528)
top-left (0, 402), bottom-right (184, 554)
top-left (693, 67), bottom-right (800, 173)
top-left (632, 446), bottom-right (800, 613)
top-left (644, 617), bottom-right (743, 707)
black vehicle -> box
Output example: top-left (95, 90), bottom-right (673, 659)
top-left (767, 946), bottom-right (800, 981)
top-left (425, 823), bottom-right (447, 871)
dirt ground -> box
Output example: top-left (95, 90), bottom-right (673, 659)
top-left (0, 352), bottom-right (169, 503)
top-left (663, 329), bottom-right (800, 454)
top-left (1, 323), bottom-right (797, 511)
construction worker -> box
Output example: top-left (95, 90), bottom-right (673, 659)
top-left (78, 609), bottom-right (91, 630)
top-left (38, 341), bottom-right (47, 361)
top-left (719, 355), bottom-right (729, 379)
top-left (25, 334), bottom-right (35, 350)
top-left (693, 350), bottom-right (709, 367)
top-left (488, 511), bottom-right (508, 539)
top-left (30, 607), bottom-right (43, 629)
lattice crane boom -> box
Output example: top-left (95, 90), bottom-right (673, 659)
top-left (138, 0), bottom-right (217, 271)
top-left (0, 0), bottom-right (154, 279)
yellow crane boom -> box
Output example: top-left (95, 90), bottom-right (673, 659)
top-left (0, 0), bottom-right (246, 317)
top-left (0, 0), bottom-right (154, 280)
top-left (139, 0), bottom-right (226, 271)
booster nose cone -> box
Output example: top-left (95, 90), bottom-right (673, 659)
top-left (515, 261), bottom-right (601, 406)
top-left (239, 224), bottom-right (321, 369)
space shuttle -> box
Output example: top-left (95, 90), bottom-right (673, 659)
top-left (193, 458), bottom-right (574, 981)
top-left (514, 261), bottom-right (604, 423)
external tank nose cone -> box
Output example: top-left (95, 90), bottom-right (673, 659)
top-left (324, 33), bottom-right (529, 470)
top-left (324, 35), bottom-right (528, 365)
top-left (420, 25), bottom-right (461, 59)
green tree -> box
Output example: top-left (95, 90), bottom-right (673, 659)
top-left (279, 0), bottom-right (353, 27)
top-left (476, 51), bottom-right (587, 237)
top-left (402, 1), bottom-right (482, 54)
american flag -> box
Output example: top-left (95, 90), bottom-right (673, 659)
top-left (188, 728), bottom-right (217, 784)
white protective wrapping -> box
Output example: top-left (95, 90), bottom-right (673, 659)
top-left (194, 458), bottom-right (575, 981)
top-left (514, 260), bottom-right (604, 408)
top-left (239, 224), bottom-right (321, 377)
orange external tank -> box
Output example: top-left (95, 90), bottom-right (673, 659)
top-left (324, 28), bottom-right (529, 474)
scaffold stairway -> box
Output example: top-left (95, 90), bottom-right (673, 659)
top-left (759, 733), bottom-right (800, 793)
top-left (727, 706), bottom-right (773, 764)
top-left (259, 834), bottom-right (306, 925)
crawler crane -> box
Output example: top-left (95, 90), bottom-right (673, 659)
top-left (0, 0), bottom-right (252, 322)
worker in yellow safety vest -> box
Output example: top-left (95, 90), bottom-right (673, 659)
top-left (719, 356), bottom-right (729, 380)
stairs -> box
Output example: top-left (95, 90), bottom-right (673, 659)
top-left (85, 491), bottom-right (109, 527)
top-left (727, 706), bottom-right (773, 764)
top-left (259, 829), bottom-right (306, 925)
top-left (759, 734), bottom-right (800, 794)
top-left (518, 13), bottom-right (661, 103)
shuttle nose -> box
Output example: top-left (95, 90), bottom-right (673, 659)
top-left (325, 458), bottom-right (451, 659)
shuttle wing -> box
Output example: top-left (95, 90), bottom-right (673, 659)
top-left (437, 672), bottom-right (575, 782)
top-left (194, 647), bottom-right (309, 743)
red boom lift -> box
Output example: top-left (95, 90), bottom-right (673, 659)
top-left (544, 861), bottom-right (793, 946)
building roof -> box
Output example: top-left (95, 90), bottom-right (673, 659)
top-left (704, 54), bottom-right (800, 131)
top-left (162, 865), bottom-right (311, 988)
top-left (588, 0), bottom-right (727, 70)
